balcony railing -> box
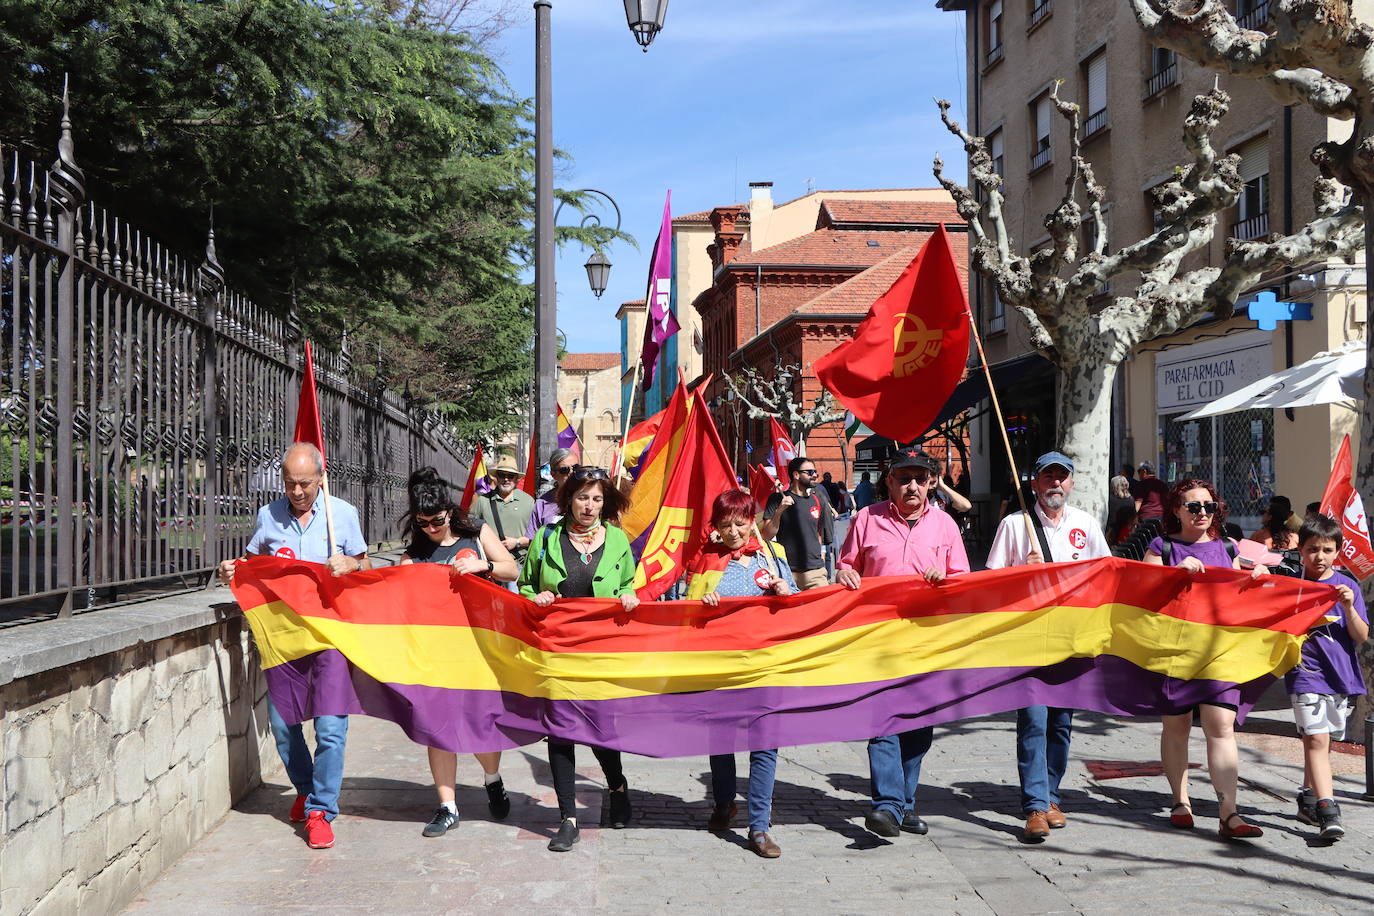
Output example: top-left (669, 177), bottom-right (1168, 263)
top-left (987, 310), bottom-right (1006, 334)
top-left (1144, 62), bottom-right (1177, 99)
top-left (1232, 211), bottom-right (1270, 240)
top-left (1028, 0), bottom-right (1051, 29)
top-left (1030, 145), bottom-right (1052, 172)
top-left (1236, 1), bottom-right (1270, 30)
top-left (986, 42), bottom-right (1003, 66)
top-left (1084, 108), bottom-right (1108, 138)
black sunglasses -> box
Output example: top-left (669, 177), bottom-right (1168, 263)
top-left (570, 465), bottom-right (609, 482)
top-left (1183, 500), bottom-right (1218, 516)
top-left (553, 465), bottom-right (575, 475)
top-left (416, 513), bottom-right (449, 529)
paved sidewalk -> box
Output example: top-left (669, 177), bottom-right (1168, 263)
top-left (128, 690), bottom-right (1374, 915)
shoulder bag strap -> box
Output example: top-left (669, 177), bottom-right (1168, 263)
top-left (485, 492), bottom-right (507, 541)
top-left (1027, 508), bottom-right (1054, 563)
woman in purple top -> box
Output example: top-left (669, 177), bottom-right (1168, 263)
top-left (1144, 478), bottom-right (1263, 840)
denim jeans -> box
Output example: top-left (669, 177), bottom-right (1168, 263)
top-left (1017, 705), bottom-right (1073, 813)
top-left (709, 750), bottom-right (779, 834)
top-left (268, 700), bottom-right (349, 821)
top-left (867, 727), bottom-right (933, 816)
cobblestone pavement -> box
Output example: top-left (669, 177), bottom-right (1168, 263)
top-left (128, 688), bottom-right (1374, 916)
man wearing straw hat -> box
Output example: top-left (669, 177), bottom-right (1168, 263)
top-left (471, 451), bottom-right (537, 567)
top-left (218, 441), bottom-right (369, 850)
top-left (985, 450), bottom-right (1110, 841)
top-left (836, 447), bottom-right (969, 838)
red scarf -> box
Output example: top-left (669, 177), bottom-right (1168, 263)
top-left (686, 535), bottom-right (765, 576)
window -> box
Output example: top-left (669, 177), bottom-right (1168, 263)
top-left (1030, 94), bottom-right (1052, 171)
top-left (1233, 135), bottom-right (1269, 240)
top-left (1083, 51), bottom-right (1107, 137)
top-left (571, 397), bottom-right (580, 411)
top-left (989, 128), bottom-right (1005, 178)
top-left (1145, 46), bottom-right (1177, 98)
top-left (986, 0), bottom-right (1004, 64)
top-left (1028, 0), bottom-right (1051, 29)
top-left (986, 279), bottom-right (1006, 334)
top-left (1236, 0), bottom-right (1269, 30)
top-left (1146, 183), bottom-right (1168, 233)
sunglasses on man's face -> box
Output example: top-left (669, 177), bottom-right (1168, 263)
top-left (553, 465), bottom-right (575, 475)
top-left (493, 473), bottom-right (519, 482)
top-left (1183, 500), bottom-right (1218, 516)
top-left (571, 466), bottom-right (609, 482)
top-left (416, 513), bottom-right (449, 529)
top-left (798, 468), bottom-right (818, 477)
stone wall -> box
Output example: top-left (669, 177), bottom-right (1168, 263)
top-left (1, 599), bottom-right (278, 914)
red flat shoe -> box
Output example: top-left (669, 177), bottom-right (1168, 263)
top-left (1218, 813), bottom-right (1263, 840)
top-left (1169, 803), bottom-right (1194, 829)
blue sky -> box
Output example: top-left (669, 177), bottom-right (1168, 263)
top-left (488, 0), bottom-right (969, 353)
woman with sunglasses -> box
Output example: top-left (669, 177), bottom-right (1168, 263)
top-left (398, 468), bottom-right (520, 838)
top-left (524, 447), bottom-right (578, 541)
top-left (1144, 478), bottom-right (1263, 840)
top-left (519, 464), bottom-right (640, 852)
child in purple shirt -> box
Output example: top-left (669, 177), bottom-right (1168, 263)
top-left (1287, 515), bottom-right (1369, 842)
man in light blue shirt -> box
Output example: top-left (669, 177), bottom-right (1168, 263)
top-left (219, 442), bottom-right (369, 849)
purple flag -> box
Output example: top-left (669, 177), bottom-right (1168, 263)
top-left (639, 191), bottom-right (679, 391)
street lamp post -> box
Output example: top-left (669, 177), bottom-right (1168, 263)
top-left (531, 1), bottom-right (666, 470)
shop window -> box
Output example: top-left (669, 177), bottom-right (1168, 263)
top-left (1232, 135), bottom-right (1269, 240)
top-left (1158, 407), bottom-right (1272, 531)
top-left (1083, 51), bottom-right (1108, 138)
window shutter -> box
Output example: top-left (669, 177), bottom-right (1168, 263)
top-left (1236, 136), bottom-right (1268, 182)
top-left (1036, 97), bottom-right (1051, 143)
top-left (1087, 53), bottom-right (1107, 114)
top-left (990, 130), bottom-right (1004, 161)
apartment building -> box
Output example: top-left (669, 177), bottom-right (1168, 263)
top-left (938, 0), bottom-right (1365, 528)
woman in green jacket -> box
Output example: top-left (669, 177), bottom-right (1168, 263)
top-left (519, 466), bottom-right (640, 852)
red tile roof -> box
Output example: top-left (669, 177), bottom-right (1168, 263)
top-left (819, 199), bottom-right (963, 228)
top-left (676, 207), bottom-right (750, 224)
top-left (800, 247), bottom-right (920, 313)
top-left (729, 229), bottom-right (939, 269)
top-left (560, 352), bottom-right (620, 372)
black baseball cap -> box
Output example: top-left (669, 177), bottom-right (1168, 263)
top-left (889, 448), bottom-right (940, 474)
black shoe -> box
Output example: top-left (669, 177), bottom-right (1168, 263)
top-left (421, 806), bottom-right (459, 837)
top-left (1315, 798), bottom-right (1345, 841)
top-left (548, 818), bottom-right (580, 852)
top-left (900, 811), bottom-right (929, 835)
top-left (707, 802), bottom-right (737, 831)
top-left (485, 777), bottom-right (511, 821)
top-left (607, 784), bottom-right (632, 829)
top-left (864, 809), bottom-right (901, 837)
top-left (1296, 786), bottom-right (1318, 826)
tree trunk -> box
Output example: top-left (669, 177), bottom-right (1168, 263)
top-left (1356, 192), bottom-right (1374, 736)
top-left (1055, 356), bottom-right (1120, 529)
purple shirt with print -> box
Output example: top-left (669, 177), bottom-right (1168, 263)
top-left (1147, 536), bottom-right (1235, 570)
top-left (1286, 570), bottom-right (1369, 697)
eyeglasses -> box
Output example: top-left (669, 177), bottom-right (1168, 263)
top-left (493, 472), bottom-right (519, 482)
top-left (570, 466), bottom-right (609, 482)
top-left (894, 473), bottom-right (932, 486)
top-left (416, 513), bottom-right (449, 529)
top-left (798, 468), bottom-right (818, 477)
top-left (1182, 500), bottom-right (1218, 516)
top-left (553, 465), bottom-right (575, 476)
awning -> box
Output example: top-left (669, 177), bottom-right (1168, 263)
top-left (930, 353), bottom-right (1054, 427)
top-left (1179, 339), bottom-right (1364, 419)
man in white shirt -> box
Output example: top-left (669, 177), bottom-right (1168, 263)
top-left (985, 451), bottom-right (1110, 841)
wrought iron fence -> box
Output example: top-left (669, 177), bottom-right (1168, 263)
top-left (0, 96), bottom-right (471, 619)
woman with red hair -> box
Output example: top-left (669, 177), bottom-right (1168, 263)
top-left (681, 488), bottom-right (795, 858)
top-left (1145, 478), bottom-right (1265, 840)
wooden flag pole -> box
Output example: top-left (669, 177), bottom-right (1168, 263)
top-left (320, 470), bottom-right (339, 556)
top-left (964, 309), bottom-right (1038, 548)
top-left (614, 358), bottom-right (645, 479)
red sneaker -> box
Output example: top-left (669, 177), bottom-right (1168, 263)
top-left (289, 795), bottom-right (307, 823)
top-left (305, 810), bottom-right (335, 848)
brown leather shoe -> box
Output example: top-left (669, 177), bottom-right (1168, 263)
top-left (707, 802), bottom-right (737, 831)
top-left (1046, 803), bottom-right (1066, 828)
top-left (1023, 810), bottom-right (1051, 839)
top-left (749, 830), bottom-right (782, 858)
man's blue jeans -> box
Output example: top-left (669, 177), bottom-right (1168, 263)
top-left (709, 750), bottom-right (779, 834)
top-left (268, 700), bottom-right (348, 821)
top-left (867, 727), bottom-right (933, 816)
top-left (1017, 705), bottom-right (1073, 813)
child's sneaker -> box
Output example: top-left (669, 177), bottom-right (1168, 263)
top-left (1296, 787), bottom-right (1318, 826)
top-left (1314, 798), bottom-right (1345, 841)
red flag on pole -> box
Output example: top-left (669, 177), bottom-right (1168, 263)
top-left (519, 439), bottom-right (539, 497)
top-left (1318, 434), bottom-right (1374, 579)
top-left (749, 464), bottom-right (778, 510)
top-left (768, 418), bottom-right (796, 489)
top-left (459, 445), bottom-right (488, 513)
top-left (293, 341), bottom-right (327, 469)
top-left (814, 225), bottom-right (970, 443)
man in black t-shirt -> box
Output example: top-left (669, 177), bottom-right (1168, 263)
top-left (760, 455), bottom-right (835, 590)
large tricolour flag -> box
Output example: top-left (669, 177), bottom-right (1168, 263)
top-left (638, 191), bottom-right (679, 391)
top-left (556, 404), bottom-right (580, 456)
top-left (814, 225), bottom-right (970, 443)
top-left (293, 341), bottom-right (326, 468)
top-left (1318, 434), bottom-right (1374, 579)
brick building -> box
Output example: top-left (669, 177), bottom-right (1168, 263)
top-left (692, 197), bottom-right (970, 481)
top-left (558, 352), bottom-right (622, 468)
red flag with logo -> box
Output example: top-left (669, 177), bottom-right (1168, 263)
top-left (749, 464), bottom-right (778, 510)
top-left (814, 225), bottom-right (970, 443)
top-left (1318, 434), bottom-right (1374, 580)
top-left (459, 445), bottom-right (487, 513)
top-left (293, 341), bottom-right (327, 470)
top-left (768, 418), bottom-right (796, 488)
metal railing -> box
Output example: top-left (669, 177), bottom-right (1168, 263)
top-left (1030, 145), bottom-right (1052, 172)
top-left (1145, 61), bottom-right (1178, 99)
top-left (1232, 211), bottom-right (1270, 240)
top-left (0, 97), bottom-right (471, 618)
top-left (1084, 108), bottom-right (1108, 138)
top-left (1236, 1), bottom-right (1270, 30)
top-left (1028, 0), bottom-right (1051, 29)
top-left (986, 42), bottom-right (1004, 66)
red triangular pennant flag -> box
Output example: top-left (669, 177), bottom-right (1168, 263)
top-left (459, 445), bottom-right (487, 513)
top-left (814, 225), bottom-right (970, 443)
top-left (1318, 434), bottom-right (1374, 579)
top-left (293, 341), bottom-right (327, 470)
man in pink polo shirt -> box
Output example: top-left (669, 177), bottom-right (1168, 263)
top-left (837, 448), bottom-right (969, 838)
